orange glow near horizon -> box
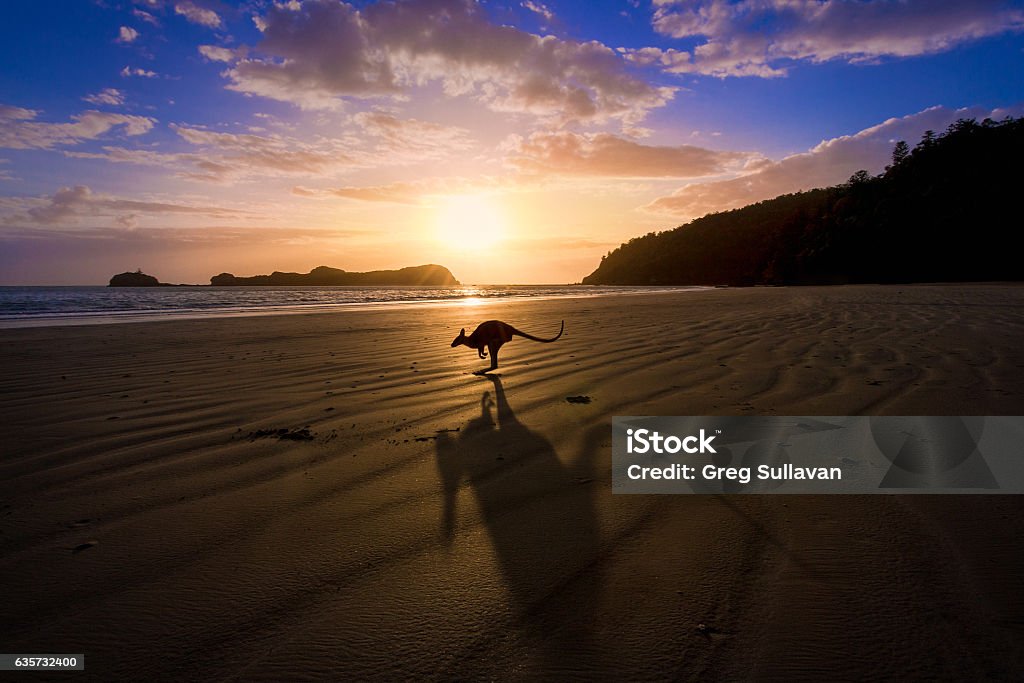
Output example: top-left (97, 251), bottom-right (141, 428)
top-left (434, 195), bottom-right (508, 252)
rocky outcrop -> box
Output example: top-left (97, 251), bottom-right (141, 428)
top-left (109, 270), bottom-right (162, 287)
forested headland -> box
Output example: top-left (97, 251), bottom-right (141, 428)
top-left (583, 117), bottom-right (1024, 286)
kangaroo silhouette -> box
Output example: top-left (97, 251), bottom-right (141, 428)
top-left (451, 320), bottom-right (564, 374)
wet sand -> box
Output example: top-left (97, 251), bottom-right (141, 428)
top-left (2, 284), bottom-right (1024, 680)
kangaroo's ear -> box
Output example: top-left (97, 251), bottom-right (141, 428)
top-left (460, 328), bottom-right (465, 336)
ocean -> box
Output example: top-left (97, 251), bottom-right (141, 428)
top-left (0, 285), bottom-right (708, 328)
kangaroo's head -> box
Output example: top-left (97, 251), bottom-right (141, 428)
top-left (450, 328), bottom-right (466, 347)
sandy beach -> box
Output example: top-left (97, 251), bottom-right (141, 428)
top-left (3, 284), bottom-right (1024, 681)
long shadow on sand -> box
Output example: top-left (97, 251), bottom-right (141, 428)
top-left (436, 375), bottom-right (602, 674)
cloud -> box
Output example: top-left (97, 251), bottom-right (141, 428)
top-left (295, 175), bottom-right (511, 204)
top-left (67, 110), bottom-right (476, 181)
top-left (502, 130), bottom-right (753, 177)
top-left (66, 124), bottom-right (362, 182)
top-left (117, 26), bottom-right (140, 43)
top-left (622, 45), bottom-right (785, 78)
top-left (170, 124), bottom-right (358, 178)
top-left (306, 182), bottom-right (428, 205)
top-left (292, 127), bottom-right (752, 205)
top-left (352, 111), bottom-right (475, 161)
top-left (132, 8), bottom-right (160, 25)
top-left (83, 88), bottom-right (125, 106)
top-left (198, 44), bottom-right (244, 62)
top-left (522, 1), bottom-right (554, 21)
top-left (218, 0), bottom-right (673, 125)
top-left (0, 105), bottom-right (154, 150)
top-left (175, 1), bottom-right (222, 28)
top-left (116, 213), bottom-right (140, 228)
top-left (121, 66), bottom-right (158, 78)
top-left (0, 224), bottom-right (363, 246)
top-left (643, 0), bottom-right (1024, 77)
top-left (646, 104), bottom-right (1024, 217)
top-left (6, 185), bottom-right (244, 225)
top-left (0, 104), bottom-right (35, 121)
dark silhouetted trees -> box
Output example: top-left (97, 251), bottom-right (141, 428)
top-left (582, 116), bottom-right (1024, 286)
top-left (891, 140), bottom-right (909, 167)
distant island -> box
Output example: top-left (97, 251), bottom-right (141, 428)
top-left (210, 264), bottom-right (459, 286)
top-left (109, 264), bottom-right (460, 287)
top-left (109, 270), bottom-right (173, 287)
top-left (583, 116), bottom-right (1024, 286)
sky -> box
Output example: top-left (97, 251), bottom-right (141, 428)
top-left (1, 0), bottom-right (1023, 285)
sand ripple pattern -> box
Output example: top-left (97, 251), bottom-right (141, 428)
top-left (2, 285), bottom-right (1024, 680)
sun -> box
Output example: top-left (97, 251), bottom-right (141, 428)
top-left (434, 194), bottom-right (507, 250)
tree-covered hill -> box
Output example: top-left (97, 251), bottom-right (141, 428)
top-left (583, 117), bottom-right (1024, 286)
top-left (210, 264), bottom-right (459, 286)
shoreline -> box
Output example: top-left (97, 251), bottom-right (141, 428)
top-left (3, 281), bottom-right (1022, 330)
top-left (0, 284), bottom-right (710, 329)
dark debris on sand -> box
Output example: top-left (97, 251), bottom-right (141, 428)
top-left (414, 427), bottom-right (461, 442)
top-left (247, 427), bottom-right (316, 441)
top-left (72, 541), bottom-right (98, 554)
top-left (566, 395), bottom-right (592, 404)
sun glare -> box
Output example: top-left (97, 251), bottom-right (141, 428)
top-left (434, 195), bottom-right (507, 250)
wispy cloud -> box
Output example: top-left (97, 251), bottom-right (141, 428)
top-left (503, 130), bottom-right (754, 177)
top-left (174, 1), bottom-right (222, 28)
top-left (83, 88), bottom-right (125, 106)
top-left (0, 105), bottom-right (154, 150)
top-left (522, 1), bottom-right (554, 22)
top-left (642, 0), bottom-right (1024, 77)
top-left (3, 185), bottom-right (245, 225)
top-left (292, 126), bottom-right (757, 205)
top-left (171, 124), bottom-right (357, 178)
top-left (198, 44), bottom-right (244, 62)
top-left (294, 175), bottom-right (514, 205)
top-left (132, 8), bottom-right (160, 26)
top-left (299, 182), bottom-right (430, 205)
top-left (352, 111), bottom-right (475, 161)
top-left (121, 66), bottom-right (158, 78)
top-left (65, 110), bottom-right (478, 182)
top-left (65, 123), bottom-right (362, 182)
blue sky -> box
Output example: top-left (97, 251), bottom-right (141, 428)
top-left (2, 0), bottom-right (1023, 284)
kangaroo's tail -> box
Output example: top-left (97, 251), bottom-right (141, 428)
top-left (513, 320), bottom-right (564, 343)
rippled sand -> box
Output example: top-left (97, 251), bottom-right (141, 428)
top-left (2, 285), bottom-right (1024, 680)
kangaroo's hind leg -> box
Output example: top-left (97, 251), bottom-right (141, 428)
top-left (474, 341), bottom-right (501, 375)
